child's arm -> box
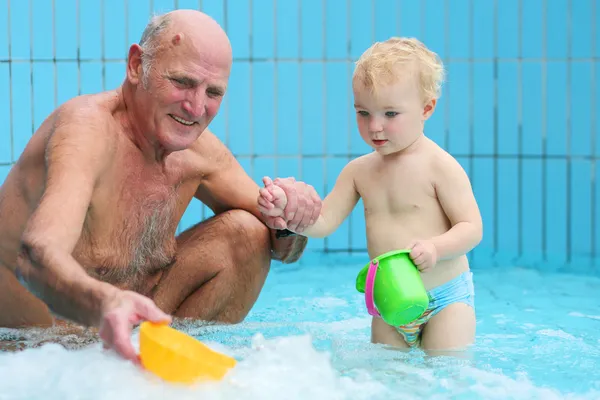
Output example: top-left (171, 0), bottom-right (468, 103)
top-left (259, 161), bottom-right (361, 238)
top-left (430, 154), bottom-right (483, 261)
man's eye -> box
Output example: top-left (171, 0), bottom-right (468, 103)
top-left (170, 78), bottom-right (187, 86)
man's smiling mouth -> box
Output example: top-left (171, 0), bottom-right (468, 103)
top-left (169, 114), bottom-right (196, 126)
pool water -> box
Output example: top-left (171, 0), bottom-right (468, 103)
top-left (1, 263), bottom-right (599, 399)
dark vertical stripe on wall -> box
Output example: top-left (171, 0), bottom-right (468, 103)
top-left (223, 0), bottom-right (229, 152)
top-left (541, 0), bottom-right (548, 263)
top-left (517, 0), bottom-right (523, 262)
top-left (592, 0), bottom-right (597, 270)
top-left (100, 0), bottom-right (105, 91)
top-left (566, 0), bottom-right (572, 265)
top-left (493, 0), bottom-right (499, 264)
top-left (443, 0), bottom-right (449, 152)
top-left (273, 0), bottom-right (278, 179)
top-left (8, 0), bottom-right (14, 163)
top-left (468, 0), bottom-right (475, 265)
top-left (297, 0), bottom-right (303, 183)
top-left (28, 0), bottom-right (34, 140)
top-left (345, 0), bottom-right (351, 252)
top-left (248, 0), bottom-right (254, 186)
top-left (77, 0), bottom-right (82, 96)
top-left (322, 0), bottom-right (328, 252)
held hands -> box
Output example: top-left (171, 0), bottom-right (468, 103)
top-left (99, 290), bottom-right (172, 363)
top-left (408, 240), bottom-right (438, 272)
top-left (258, 177), bottom-right (288, 228)
top-left (257, 176), bottom-right (322, 233)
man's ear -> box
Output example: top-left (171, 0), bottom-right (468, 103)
top-left (126, 44), bottom-right (144, 85)
top-left (422, 98), bottom-right (437, 121)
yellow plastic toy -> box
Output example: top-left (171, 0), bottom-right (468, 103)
top-left (139, 321), bottom-right (237, 384)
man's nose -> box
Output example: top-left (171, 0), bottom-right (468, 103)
top-left (182, 91), bottom-right (206, 119)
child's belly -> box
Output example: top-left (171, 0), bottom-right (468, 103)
top-left (365, 213), bottom-right (470, 290)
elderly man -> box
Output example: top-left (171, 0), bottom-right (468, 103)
top-left (0, 9), bottom-right (320, 362)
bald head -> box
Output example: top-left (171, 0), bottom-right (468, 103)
top-left (138, 9), bottom-right (232, 85)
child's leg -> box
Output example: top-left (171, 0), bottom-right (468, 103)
top-left (419, 302), bottom-right (475, 355)
top-left (371, 316), bottom-right (410, 349)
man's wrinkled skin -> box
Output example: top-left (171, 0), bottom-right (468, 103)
top-left (0, 9), bottom-right (322, 363)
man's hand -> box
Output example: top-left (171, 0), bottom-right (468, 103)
top-left (269, 177), bottom-right (322, 233)
top-left (99, 290), bottom-right (172, 363)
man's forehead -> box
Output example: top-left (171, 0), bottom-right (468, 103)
top-left (165, 28), bottom-right (231, 62)
top-left (161, 39), bottom-right (230, 71)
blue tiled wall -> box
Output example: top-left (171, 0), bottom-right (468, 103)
top-left (0, 0), bottom-right (598, 272)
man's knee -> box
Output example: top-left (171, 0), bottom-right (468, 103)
top-left (220, 209), bottom-right (268, 233)
top-left (176, 209), bottom-right (272, 273)
top-left (179, 209), bottom-right (270, 253)
top-left (217, 210), bottom-right (270, 253)
top-left (166, 210), bottom-right (271, 322)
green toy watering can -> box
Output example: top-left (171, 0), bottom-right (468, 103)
top-left (356, 249), bottom-right (429, 326)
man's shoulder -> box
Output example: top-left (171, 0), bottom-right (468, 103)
top-left (168, 129), bottom-right (236, 181)
top-left (186, 129), bottom-right (234, 165)
top-left (42, 92), bottom-right (119, 157)
top-left (56, 92), bottom-right (115, 126)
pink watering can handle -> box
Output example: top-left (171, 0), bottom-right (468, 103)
top-left (365, 259), bottom-right (381, 318)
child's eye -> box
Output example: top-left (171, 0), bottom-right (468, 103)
top-left (385, 111), bottom-right (398, 117)
top-left (357, 111), bottom-right (369, 116)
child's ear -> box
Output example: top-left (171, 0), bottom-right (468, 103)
top-left (422, 98), bottom-right (437, 120)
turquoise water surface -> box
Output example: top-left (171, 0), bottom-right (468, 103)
top-left (1, 263), bottom-right (599, 399)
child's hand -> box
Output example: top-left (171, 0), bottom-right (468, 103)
top-left (258, 176), bottom-right (288, 218)
top-left (408, 240), bottom-right (438, 272)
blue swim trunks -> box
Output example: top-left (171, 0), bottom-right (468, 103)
top-left (395, 271), bottom-right (475, 347)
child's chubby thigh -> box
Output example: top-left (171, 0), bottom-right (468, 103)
top-left (371, 315), bottom-right (411, 349)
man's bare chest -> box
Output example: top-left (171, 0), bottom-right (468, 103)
top-left (72, 155), bottom-right (200, 274)
top-left (99, 151), bottom-right (201, 215)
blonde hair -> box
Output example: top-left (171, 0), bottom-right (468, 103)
top-left (353, 37), bottom-right (445, 103)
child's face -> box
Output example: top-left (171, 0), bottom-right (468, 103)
top-left (353, 74), bottom-right (435, 156)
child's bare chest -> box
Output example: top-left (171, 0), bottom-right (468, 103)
top-left (356, 159), bottom-right (437, 215)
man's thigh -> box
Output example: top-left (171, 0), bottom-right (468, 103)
top-left (148, 209), bottom-right (272, 321)
top-left (0, 264), bottom-right (54, 328)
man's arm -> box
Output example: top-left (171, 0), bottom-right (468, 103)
top-left (283, 160), bottom-right (360, 238)
top-left (193, 130), bottom-right (308, 263)
top-left (16, 110), bottom-right (118, 327)
top-left (431, 154), bottom-right (483, 260)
